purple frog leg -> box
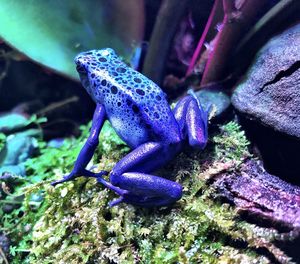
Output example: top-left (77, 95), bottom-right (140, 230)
top-left (173, 94), bottom-right (208, 149)
top-left (51, 104), bottom-right (108, 186)
top-left (108, 142), bottom-right (183, 207)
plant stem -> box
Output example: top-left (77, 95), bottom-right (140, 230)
top-left (142, 0), bottom-right (189, 85)
top-left (35, 96), bottom-right (78, 116)
top-left (201, 0), bottom-right (268, 85)
top-left (186, 0), bottom-right (221, 77)
top-left (233, 0), bottom-right (300, 77)
top-left (0, 246), bottom-right (8, 264)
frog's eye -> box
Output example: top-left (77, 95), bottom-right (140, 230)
top-left (76, 65), bottom-right (86, 74)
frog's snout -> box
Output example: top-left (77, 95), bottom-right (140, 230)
top-left (74, 55), bottom-right (87, 73)
top-left (74, 54), bottom-right (83, 66)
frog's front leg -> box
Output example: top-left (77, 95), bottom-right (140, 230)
top-left (174, 94), bottom-right (209, 149)
top-left (51, 104), bottom-right (108, 186)
top-left (107, 142), bottom-right (183, 207)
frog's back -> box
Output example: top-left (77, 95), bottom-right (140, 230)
top-left (89, 49), bottom-right (180, 148)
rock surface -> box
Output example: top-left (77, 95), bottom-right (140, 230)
top-left (0, 129), bottom-right (39, 176)
top-left (232, 23), bottom-right (300, 137)
top-left (0, 113), bottom-right (28, 133)
top-left (0, 232), bottom-right (10, 254)
top-left (195, 84), bottom-right (232, 122)
top-left (231, 24), bottom-right (300, 181)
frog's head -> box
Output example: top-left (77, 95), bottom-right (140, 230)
top-left (74, 48), bottom-right (117, 97)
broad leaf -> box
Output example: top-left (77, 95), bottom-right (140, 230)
top-left (0, 0), bottom-right (144, 79)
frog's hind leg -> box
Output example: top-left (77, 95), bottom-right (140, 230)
top-left (110, 172), bottom-right (182, 207)
top-left (173, 94), bottom-right (208, 149)
top-left (107, 142), bottom-right (183, 207)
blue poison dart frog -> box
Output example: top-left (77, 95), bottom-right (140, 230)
top-left (51, 48), bottom-right (208, 207)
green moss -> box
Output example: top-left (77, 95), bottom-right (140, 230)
top-left (0, 121), bottom-right (287, 263)
top-left (212, 121), bottom-right (251, 164)
top-left (0, 132), bottom-right (6, 150)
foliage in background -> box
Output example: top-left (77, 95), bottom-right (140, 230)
top-left (0, 121), bottom-right (286, 263)
top-left (0, 133), bottom-right (6, 151)
top-left (0, 0), bottom-right (144, 79)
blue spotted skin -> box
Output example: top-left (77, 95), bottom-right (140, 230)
top-left (52, 48), bottom-right (209, 207)
top-left (75, 48), bottom-right (180, 148)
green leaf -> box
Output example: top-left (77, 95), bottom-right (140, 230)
top-left (0, 0), bottom-right (144, 79)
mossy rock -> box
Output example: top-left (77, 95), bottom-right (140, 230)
top-left (1, 121), bottom-right (295, 263)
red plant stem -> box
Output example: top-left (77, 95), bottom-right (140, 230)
top-left (186, 0), bottom-right (220, 77)
top-left (222, 0), bottom-right (235, 14)
top-left (201, 0), bottom-right (268, 86)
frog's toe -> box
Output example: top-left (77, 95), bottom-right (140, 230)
top-left (51, 173), bottom-right (76, 186)
top-left (109, 196), bottom-right (125, 207)
top-left (108, 194), bottom-right (141, 207)
top-left (51, 179), bottom-right (61, 187)
top-left (94, 170), bottom-right (109, 178)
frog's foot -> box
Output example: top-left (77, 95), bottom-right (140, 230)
top-left (51, 169), bottom-right (108, 187)
top-left (51, 173), bottom-right (77, 186)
